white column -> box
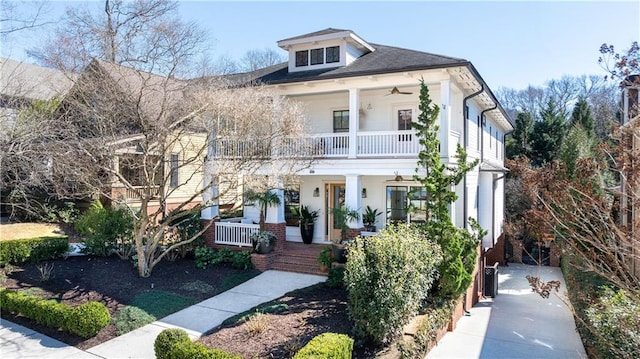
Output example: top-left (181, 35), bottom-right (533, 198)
top-left (345, 174), bottom-right (363, 228)
top-left (201, 140), bottom-right (219, 220)
top-left (201, 174), bottom-right (219, 220)
top-left (265, 178), bottom-right (285, 224)
top-left (440, 80), bottom-right (451, 159)
top-left (348, 88), bottom-right (360, 159)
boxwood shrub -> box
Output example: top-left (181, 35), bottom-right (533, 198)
top-left (293, 332), bottom-right (354, 359)
top-left (0, 289), bottom-right (109, 338)
top-left (345, 225), bottom-right (443, 345)
top-left (154, 328), bottom-right (241, 359)
top-left (0, 236), bottom-right (69, 264)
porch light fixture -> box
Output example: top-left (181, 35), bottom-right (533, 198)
top-left (362, 188), bottom-right (367, 198)
top-left (394, 171), bottom-right (404, 182)
top-left (313, 187), bottom-right (320, 197)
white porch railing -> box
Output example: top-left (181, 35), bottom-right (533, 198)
top-left (357, 130), bottom-right (420, 157)
top-left (212, 130), bottom-right (465, 159)
top-left (214, 221), bottom-right (259, 247)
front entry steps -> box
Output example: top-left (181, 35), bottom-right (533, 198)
top-left (271, 242), bottom-right (329, 275)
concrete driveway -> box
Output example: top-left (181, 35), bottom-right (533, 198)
top-left (427, 263), bottom-right (587, 359)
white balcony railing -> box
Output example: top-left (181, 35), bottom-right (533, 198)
top-left (214, 221), bottom-right (259, 247)
top-left (212, 130), bottom-right (424, 159)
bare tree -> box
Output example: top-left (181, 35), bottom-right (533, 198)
top-left (0, 1), bottom-right (52, 35)
top-left (239, 48), bottom-right (285, 72)
top-left (30, 0), bottom-right (207, 76)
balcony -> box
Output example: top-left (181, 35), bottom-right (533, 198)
top-left (213, 130), bottom-right (429, 159)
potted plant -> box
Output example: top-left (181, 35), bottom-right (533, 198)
top-left (330, 205), bottom-right (359, 263)
top-left (317, 246), bottom-right (333, 272)
top-left (245, 189), bottom-right (281, 230)
top-left (250, 230), bottom-right (276, 254)
top-left (362, 205), bottom-right (382, 232)
top-left (298, 205), bottom-right (319, 244)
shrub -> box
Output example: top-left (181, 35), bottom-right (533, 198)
top-left (345, 225), bottom-right (442, 345)
top-left (0, 236), bottom-right (69, 265)
top-left (585, 287), bottom-right (640, 357)
top-left (155, 328), bottom-right (241, 359)
top-left (293, 332), bottom-right (354, 359)
top-left (69, 301), bottom-right (111, 338)
top-left (0, 289), bottom-right (110, 338)
top-left (194, 247), bottom-right (252, 270)
top-left (75, 201), bottom-right (133, 257)
top-left (155, 328), bottom-right (190, 359)
top-left (162, 208), bottom-right (203, 259)
top-left (326, 267), bottom-right (345, 288)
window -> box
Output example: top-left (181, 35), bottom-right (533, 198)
top-left (310, 48), bottom-right (324, 65)
top-left (386, 186), bottom-right (426, 224)
top-left (170, 154), bottom-right (179, 188)
top-left (398, 109), bottom-right (413, 141)
top-left (295, 50), bottom-right (308, 67)
top-left (326, 46), bottom-right (340, 63)
top-left (333, 110), bottom-right (349, 133)
top-left (284, 186), bottom-right (300, 226)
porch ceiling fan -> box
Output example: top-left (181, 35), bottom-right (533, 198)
top-left (386, 86), bottom-right (413, 95)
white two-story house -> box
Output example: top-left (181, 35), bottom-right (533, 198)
top-left (202, 29), bottom-right (513, 271)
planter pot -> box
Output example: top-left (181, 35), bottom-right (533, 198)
top-left (364, 225), bottom-right (376, 232)
top-left (319, 264), bottom-right (329, 273)
top-left (255, 240), bottom-right (274, 254)
top-left (300, 223), bottom-right (314, 244)
top-left (331, 243), bottom-right (347, 264)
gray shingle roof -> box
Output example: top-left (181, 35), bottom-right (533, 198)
top-left (0, 57), bottom-right (76, 101)
top-left (238, 44), bottom-right (469, 85)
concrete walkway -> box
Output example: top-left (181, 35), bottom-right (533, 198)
top-left (1, 270), bottom-right (325, 359)
top-left (427, 263), bottom-right (587, 359)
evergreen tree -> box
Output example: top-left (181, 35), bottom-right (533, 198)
top-left (412, 79), bottom-right (486, 299)
top-left (506, 112), bottom-right (533, 159)
top-left (530, 98), bottom-right (566, 166)
top-left (570, 97), bottom-right (595, 137)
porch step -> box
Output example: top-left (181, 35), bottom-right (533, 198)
top-left (271, 243), bottom-right (329, 276)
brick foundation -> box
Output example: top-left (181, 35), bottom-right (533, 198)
top-left (263, 222), bottom-right (286, 253)
top-left (346, 227), bottom-right (365, 240)
top-left (201, 219), bottom-right (218, 247)
top-left (251, 251), bottom-right (278, 272)
top-left (485, 233), bottom-right (506, 266)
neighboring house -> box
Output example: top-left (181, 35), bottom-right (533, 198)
top-left (202, 29), bottom-right (513, 290)
top-left (620, 75), bottom-right (639, 279)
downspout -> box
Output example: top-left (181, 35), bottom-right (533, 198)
top-left (460, 86), bottom-right (485, 311)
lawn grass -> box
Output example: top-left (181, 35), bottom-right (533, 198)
top-left (0, 223), bottom-right (64, 241)
top-left (113, 290), bottom-right (198, 335)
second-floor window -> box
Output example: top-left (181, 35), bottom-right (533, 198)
top-left (169, 153), bottom-right (179, 188)
top-left (295, 46), bottom-right (340, 67)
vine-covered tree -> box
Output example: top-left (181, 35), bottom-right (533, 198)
top-left (412, 79), bottom-right (486, 298)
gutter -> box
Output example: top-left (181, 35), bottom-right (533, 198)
top-left (480, 104), bottom-right (498, 164)
top-left (462, 85), bottom-right (484, 229)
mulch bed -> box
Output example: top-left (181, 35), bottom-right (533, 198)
top-left (2, 256), bottom-right (387, 357)
top-left (1, 255), bottom-right (258, 349)
top-left (198, 284), bottom-right (381, 358)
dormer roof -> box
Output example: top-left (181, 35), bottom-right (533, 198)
top-left (277, 28), bottom-right (374, 53)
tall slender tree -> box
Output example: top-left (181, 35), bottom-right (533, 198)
top-left (506, 112), bottom-right (534, 159)
top-left (412, 79), bottom-right (485, 298)
top-left (570, 97), bottom-right (596, 137)
top-left (530, 98), bottom-right (566, 166)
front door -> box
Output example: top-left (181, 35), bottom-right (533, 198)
top-left (326, 183), bottom-right (345, 240)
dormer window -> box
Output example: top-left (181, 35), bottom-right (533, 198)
top-left (295, 50), bottom-right (309, 67)
top-left (310, 48), bottom-right (324, 65)
top-left (326, 46), bottom-right (340, 63)
top-left (294, 46), bottom-right (341, 68)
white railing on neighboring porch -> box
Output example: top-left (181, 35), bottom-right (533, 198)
top-left (214, 221), bottom-right (259, 247)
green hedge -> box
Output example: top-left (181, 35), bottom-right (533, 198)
top-left (154, 328), bottom-right (241, 359)
top-left (0, 289), bottom-right (110, 338)
top-left (0, 236), bottom-right (69, 264)
top-left (294, 333), bottom-right (354, 359)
